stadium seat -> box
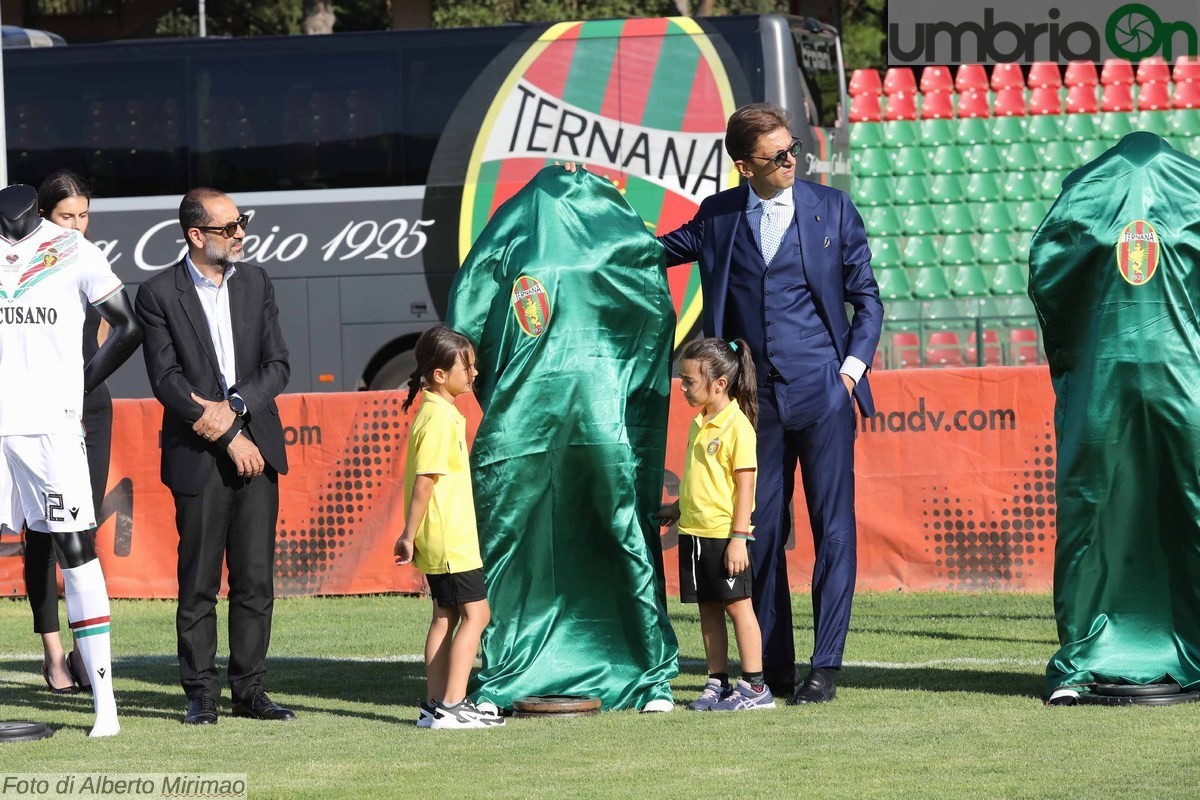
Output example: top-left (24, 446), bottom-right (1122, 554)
top-left (923, 297), bottom-right (968, 330)
top-left (955, 116), bottom-right (991, 145)
top-left (952, 265), bottom-right (990, 297)
top-left (955, 64), bottom-right (989, 93)
top-left (965, 172), bottom-right (1001, 203)
top-left (1137, 82), bottom-right (1172, 111)
top-left (1136, 56), bottom-right (1170, 85)
top-left (890, 331), bottom-right (921, 368)
top-left (902, 204), bottom-right (939, 236)
top-left (1187, 137), bottom-right (1200, 159)
top-left (876, 267), bottom-right (913, 300)
top-left (966, 143), bottom-right (1004, 173)
top-left (929, 173), bottom-right (966, 204)
top-left (849, 68), bottom-right (883, 97)
top-left (967, 328), bottom-right (1004, 366)
top-left (1039, 140), bottom-right (1078, 170)
top-left (938, 203), bottom-right (978, 235)
top-left (991, 63), bottom-right (1025, 90)
top-left (1061, 113), bottom-right (1097, 141)
top-left (912, 265), bottom-right (953, 298)
top-left (920, 90), bottom-right (955, 120)
top-left (920, 118), bottom-right (956, 146)
top-left (850, 121), bottom-right (884, 148)
top-left (1038, 169), bottom-right (1070, 199)
top-left (1168, 108), bottom-right (1200, 136)
top-left (1101, 58), bottom-right (1134, 85)
top-left (892, 146), bottom-right (928, 175)
top-left (884, 67), bottom-right (917, 95)
top-left (902, 236), bottom-right (940, 267)
top-left (925, 330), bottom-right (965, 367)
top-left (855, 147), bottom-right (893, 177)
top-left (1002, 171), bottom-right (1038, 201)
top-left (1013, 199), bottom-right (1050, 231)
top-left (975, 200), bottom-right (1013, 233)
top-left (999, 294), bottom-right (1037, 319)
top-left (1025, 114), bottom-right (1061, 143)
top-left (1065, 85), bottom-right (1099, 114)
top-left (941, 233), bottom-right (976, 266)
top-left (882, 119), bottom-right (920, 147)
top-left (883, 91), bottom-right (918, 121)
top-left (956, 89), bottom-right (991, 119)
top-left (1174, 55), bottom-right (1200, 84)
top-left (929, 146), bottom-right (968, 174)
top-left (855, 176), bottom-right (893, 207)
top-left (991, 263), bottom-right (1028, 295)
top-left (920, 65), bottom-right (953, 93)
top-left (1064, 61), bottom-right (1099, 87)
top-left (1098, 111), bottom-right (1134, 139)
top-left (863, 206), bottom-right (903, 237)
top-left (871, 235), bottom-right (902, 268)
top-left (1015, 231), bottom-right (1035, 261)
top-left (884, 300), bottom-right (922, 332)
top-left (1027, 62), bottom-right (1062, 89)
top-left (993, 88), bottom-right (1027, 116)
top-left (892, 174), bottom-right (931, 205)
top-left (1174, 81), bottom-right (1200, 109)
top-left (1135, 109), bottom-right (1172, 136)
top-left (1101, 83), bottom-right (1134, 112)
top-left (991, 115), bottom-right (1027, 144)
top-left (1002, 141), bottom-right (1040, 171)
top-left (1028, 87), bottom-right (1062, 115)
top-left (977, 231), bottom-right (1015, 264)
top-left (849, 93), bottom-right (884, 122)
top-left (1075, 138), bottom-right (1108, 163)
top-left (1009, 327), bottom-right (1041, 364)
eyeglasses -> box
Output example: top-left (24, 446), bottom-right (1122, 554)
top-left (194, 213), bottom-right (250, 238)
top-left (745, 138), bottom-right (803, 168)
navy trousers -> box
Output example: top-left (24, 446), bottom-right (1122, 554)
top-left (750, 363), bottom-right (858, 672)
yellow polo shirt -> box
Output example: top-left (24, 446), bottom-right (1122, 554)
top-left (678, 399), bottom-right (757, 539)
top-left (404, 390), bottom-right (483, 575)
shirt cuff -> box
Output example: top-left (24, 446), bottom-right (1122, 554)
top-left (839, 356), bottom-right (868, 385)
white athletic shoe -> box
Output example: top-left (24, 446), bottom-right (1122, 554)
top-left (431, 699), bottom-right (506, 729)
top-left (1047, 688), bottom-right (1080, 706)
top-left (474, 700), bottom-right (501, 717)
top-left (640, 698), bottom-right (675, 713)
top-left (416, 700), bottom-right (437, 729)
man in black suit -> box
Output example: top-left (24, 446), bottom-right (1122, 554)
top-left (135, 188), bottom-right (293, 724)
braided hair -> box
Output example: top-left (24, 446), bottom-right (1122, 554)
top-left (401, 325), bottom-right (475, 412)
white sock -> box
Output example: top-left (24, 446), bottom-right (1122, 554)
top-left (62, 559), bottom-right (119, 737)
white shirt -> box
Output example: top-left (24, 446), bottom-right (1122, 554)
top-left (746, 186), bottom-right (867, 385)
top-left (185, 254), bottom-right (238, 396)
top-left (0, 220), bottom-right (123, 435)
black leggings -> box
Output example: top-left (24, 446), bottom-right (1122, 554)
top-left (25, 391), bottom-right (111, 634)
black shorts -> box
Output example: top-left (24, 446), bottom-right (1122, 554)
top-left (678, 534), bottom-right (753, 604)
top-left (426, 568), bottom-right (487, 608)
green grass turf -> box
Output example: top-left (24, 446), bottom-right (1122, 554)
top-left (3, 592), bottom-right (1200, 799)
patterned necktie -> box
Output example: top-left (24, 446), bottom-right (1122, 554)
top-left (759, 199), bottom-right (782, 265)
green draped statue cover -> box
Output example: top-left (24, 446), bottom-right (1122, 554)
top-left (1030, 132), bottom-right (1200, 694)
top-left (446, 167), bottom-right (679, 710)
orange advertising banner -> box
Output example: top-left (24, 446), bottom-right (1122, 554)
top-left (0, 366), bottom-right (1057, 600)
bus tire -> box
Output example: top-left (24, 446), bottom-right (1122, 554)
top-left (367, 350), bottom-right (418, 391)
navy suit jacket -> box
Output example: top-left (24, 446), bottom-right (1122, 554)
top-left (659, 180), bottom-right (882, 418)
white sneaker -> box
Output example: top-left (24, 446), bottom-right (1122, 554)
top-left (416, 700), bottom-right (436, 729)
top-left (474, 700), bottom-right (501, 718)
top-left (640, 698), bottom-right (675, 713)
top-left (430, 699), bottom-right (506, 729)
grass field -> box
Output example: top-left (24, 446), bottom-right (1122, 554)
top-left (2, 592), bottom-right (1199, 799)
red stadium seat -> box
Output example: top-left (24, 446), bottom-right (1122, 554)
top-left (884, 67), bottom-right (917, 95)
top-left (1136, 56), bottom-right (1170, 85)
top-left (957, 89), bottom-right (991, 118)
top-left (850, 68), bottom-right (882, 97)
top-left (925, 331), bottom-right (965, 367)
top-left (920, 90), bottom-right (955, 120)
top-left (1101, 58), bottom-right (1134, 85)
top-left (1174, 56), bottom-right (1200, 84)
top-left (920, 65), bottom-right (953, 94)
top-left (850, 92), bottom-right (883, 122)
top-left (993, 88), bottom-right (1027, 116)
top-left (1010, 328), bottom-right (1040, 364)
top-left (967, 329), bottom-right (1003, 366)
top-left (884, 91), bottom-right (918, 121)
top-left (1101, 83), bottom-right (1134, 112)
top-left (1027, 62), bottom-right (1062, 89)
top-left (955, 64), bottom-right (989, 93)
top-left (1028, 87), bottom-right (1062, 115)
top-left (1175, 79), bottom-right (1200, 109)
top-left (1064, 61), bottom-right (1098, 87)
top-left (1065, 85), bottom-right (1099, 114)
top-left (891, 332), bottom-right (921, 369)
top-left (991, 63), bottom-right (1025, 90)
top-left (1137, 81), bottom-right (1172, 111)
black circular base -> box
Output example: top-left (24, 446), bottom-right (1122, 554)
top-left (1093, 682), bottom-right (1182, 698)
top-left (512, 695), bottom-right (602, 715)
top-left (0, 721), bottom-right (54, 743)
top-left (1077, 691), bottom-right (1200, 707)
top-left (512, 709), bottom-right (601, 719)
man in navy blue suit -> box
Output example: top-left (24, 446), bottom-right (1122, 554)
top-left (659, 103), bottom-right (882, 703)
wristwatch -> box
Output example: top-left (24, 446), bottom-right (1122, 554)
top-left (228, 394), bottom-right (247, 417)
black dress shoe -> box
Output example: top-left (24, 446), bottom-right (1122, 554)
top-left (764, 664), bottom-right (797, 698)
top-left (184, 695), bottom-right (219, 725)
top-left (792, 668), bottom-right (838, 704)
top-left (232, 690), bottom-right (296, 721)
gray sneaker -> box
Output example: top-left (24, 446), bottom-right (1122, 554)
top-left (711, 680), bottom-right (776, 711)
top-left (430, 698), bottom-right (506, 730)
top-left (687, 678), bottom-right (731, 711)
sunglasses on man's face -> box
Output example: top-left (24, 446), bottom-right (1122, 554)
top-left (745, 138), bottom-right (803, 168)
top-left (195, 213), bottom-right (250, 239)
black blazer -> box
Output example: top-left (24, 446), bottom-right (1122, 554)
top-left (135, 258), bottom-right (290, 495)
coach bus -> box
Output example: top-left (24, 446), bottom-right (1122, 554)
top-left (2, 13), bottom-right (849, 397)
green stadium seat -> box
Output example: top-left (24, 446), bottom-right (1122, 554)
top-left (964, 295), bottom-right (1004, 320)
top-left (955, 117), bottom-right (991, 145)
top-left (1015, 230), bottom-right (1035, 261)
top-left (850, 121), bottom-right (885, 148)
top-left (998, 294), bottom-right (1037, 320)
top-left (1135, 110), bottom-right (1172, 137)
top-left (922, 298), bottom-right (968, 330)
top-left (1025, 114), bottom-right (1062, 144)
top-left (1187, 137), bottom-right (1200, 160)
top-left (854, 147), bottom-right (893, 177)
top-left (938, 203), bottom-right (977, 235)
top-left (892, 175), bottom-right (931, 205)
top-left (901, 236), bottom-right (940, 268)
top-left (882, 120), bottom-right (920, 148)
top-left (920, 118), bottom-right (956, 146)
top-left (1038, 169), bottom-right (1071, 199)
top-left (1002, 141), bottom-right (1040, 171)
top-left (966, 143), bottom-right (1004, 173)
top-left (876, 267), bottom-right (913, 300)
top-left (1168, 108), bottom-right (1200, 138)
top-left (902, 204), bottom-right (939, 236)
top-left (854, 176), bottom-right (893, 207)
top-left (863, 205), bottom-right (903, 237)
top-left (977, 232), bottom-right (1015, 264)
top-left (912, 265), bottom-right (953, 299)
top-left (892, 146), bottom-right (928, 176)
top-left (975, 201), bottom-right (1014, 233)
top-left (884, 299), bottom-right (922, 333)
top-left (1099, 112), bottom-right (1135, 139)
top-left (929, 145), bottom-right (968, 174)
top-left (929, 174), bottom-right (965, 204)
top-left (1013, 199), bottom-right (1050, 231)
top-left (991, 262), bottom-right (1028, 295)
top-left (991, 115), bottom-right (1026, 144)
top-left (870, 235), bottom-right (902, 268)
top-left (952, 265), bottom-right (991, 297)
top-left (941, 233), bottom-right (976, 266)
top-left (965, 172), bottom-right (1001, 202)
top-left (1062, 113), bottom-right (1098, 141)
top-left (1002, 171), bottom-right (1039, 201)
top-left (1039, 140), bottom-right (1079, 170)
top-left (1075, 138), bottom-right (1108, 163)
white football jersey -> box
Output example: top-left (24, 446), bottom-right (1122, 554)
top-left (0, 220), bottom-right (122, 435)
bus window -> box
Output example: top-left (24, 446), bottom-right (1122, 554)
top-left (791, 20), bottom-right (845, 129)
